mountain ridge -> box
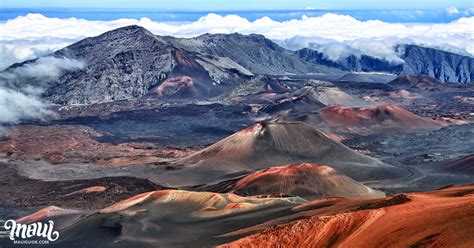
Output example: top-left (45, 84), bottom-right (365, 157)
top-left (5, 25), bottom-right (473, 106)
top-left (297, 44), bottom-right (474, 84)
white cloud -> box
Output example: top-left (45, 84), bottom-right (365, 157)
top-left (0, 87), bottom-right (52, 124)
top-left (465, 8), bottom-right (474, 16)
top-left (0, 37), bottom-right (78, 70)
top-left (446, 7), bottom-right (460, 15)
top-left (1, 13), bottom-right (473, 67)
top-left (2, 56), bottom-right (84, 79)
top-left (0, 56), bottom-right (84, 125)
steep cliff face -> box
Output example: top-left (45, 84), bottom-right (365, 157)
top-left (297, 45), bottom-right (474, 84)
top-left (399, 45), bottom-right (474, 84)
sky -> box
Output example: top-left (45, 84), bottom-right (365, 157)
top-left (1, 0), bottom-right (473, 10)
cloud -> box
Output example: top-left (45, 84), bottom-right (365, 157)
top-left (1, 13), bottom-right (473, 68)
top-left (2, 56), bottom-right (84, 80)
top-left (0, 87), bottom-right (52, 124)
top-left (0, 37), bottom-right (78, 70)
top-left (465, 8), bottom-right (474, 15)
top-left (0, 56), bottom-right (84, 125)
top-left (446, 7), bottom-right (460, 15)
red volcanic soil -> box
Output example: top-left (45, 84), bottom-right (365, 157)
top-left (151, 76), bottom-right (196, 97)
top-left (177, 122), bottom-right (399, 184)
top-left (231, 163), bottom-right (384, 200)
top-left (15, 185), bottom-right (473, 247)
top-left (388, 75), bottom-right (445, 90)
top-left (64, 186), bottom-right (108, 196)
top-left (222, 185), bottom-right (474, 248)
top-left (442, 155), bottom-right (474, 174)
top-left (100, 189), bottom-right (296, 216)
top-left (319, 104), bottom-right (442, 133)
top-left (0, 125), bottom-right (194, 166)
top-left (17, 206), bottom-right (81, 224)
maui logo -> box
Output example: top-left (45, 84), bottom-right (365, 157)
top-left (3, 220), bottom-right (59, 242)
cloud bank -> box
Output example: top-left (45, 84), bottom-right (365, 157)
top-left (1, 13), bottom-right (474, 68)
top-left (0, 56), bottom-right (84, 125)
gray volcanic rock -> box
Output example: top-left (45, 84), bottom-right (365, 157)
top-left (45, 25), bottom-right (253, 104)
top-left (297, 45), bottom-right (474, 84)
top-left (166, 33), bottom-right (340, 75)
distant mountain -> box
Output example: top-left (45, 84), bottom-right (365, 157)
top-left (297, 45), bottom-right (474, 84)
top-left (6, 26), bottom-right (473, 106)
top-left (166, 33), bottom-right (339, 75)
top-left (297, 48), bottom-right (401, 73)
top-left (45, 25), bottom-right (254, 104)
top-left (18, 26), bottom-right (341, 105)
top-left (399, 45), bottom-right (474, 84)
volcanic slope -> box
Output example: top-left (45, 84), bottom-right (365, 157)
top-left (15, 190), bottom-right (305, 247)
top-left (388, 74), bottom-right (446, 90)
top-left (291, 86), bottom-right (365, 107)
top-left (442, 155), bottom-right (474, 174)
top-left (230, 163), bottom-right (385, 200)
top-left (166, 33), bottom-right (340, 75)
top-left (39, 25), bottom-right (253, 104)
top-left (260, 86), bottom-right (364, 117)
top-left (12, 185), bottom-right (474, 247)
top-left (223, 185), bottom-right (474, 248)
top-left (169, 122), bottom-right (406, 186)
top-left (319, 104), bottom-right (442, 133)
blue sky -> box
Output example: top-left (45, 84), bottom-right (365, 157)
top-left (2, 0), bottom-right (473, 10)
